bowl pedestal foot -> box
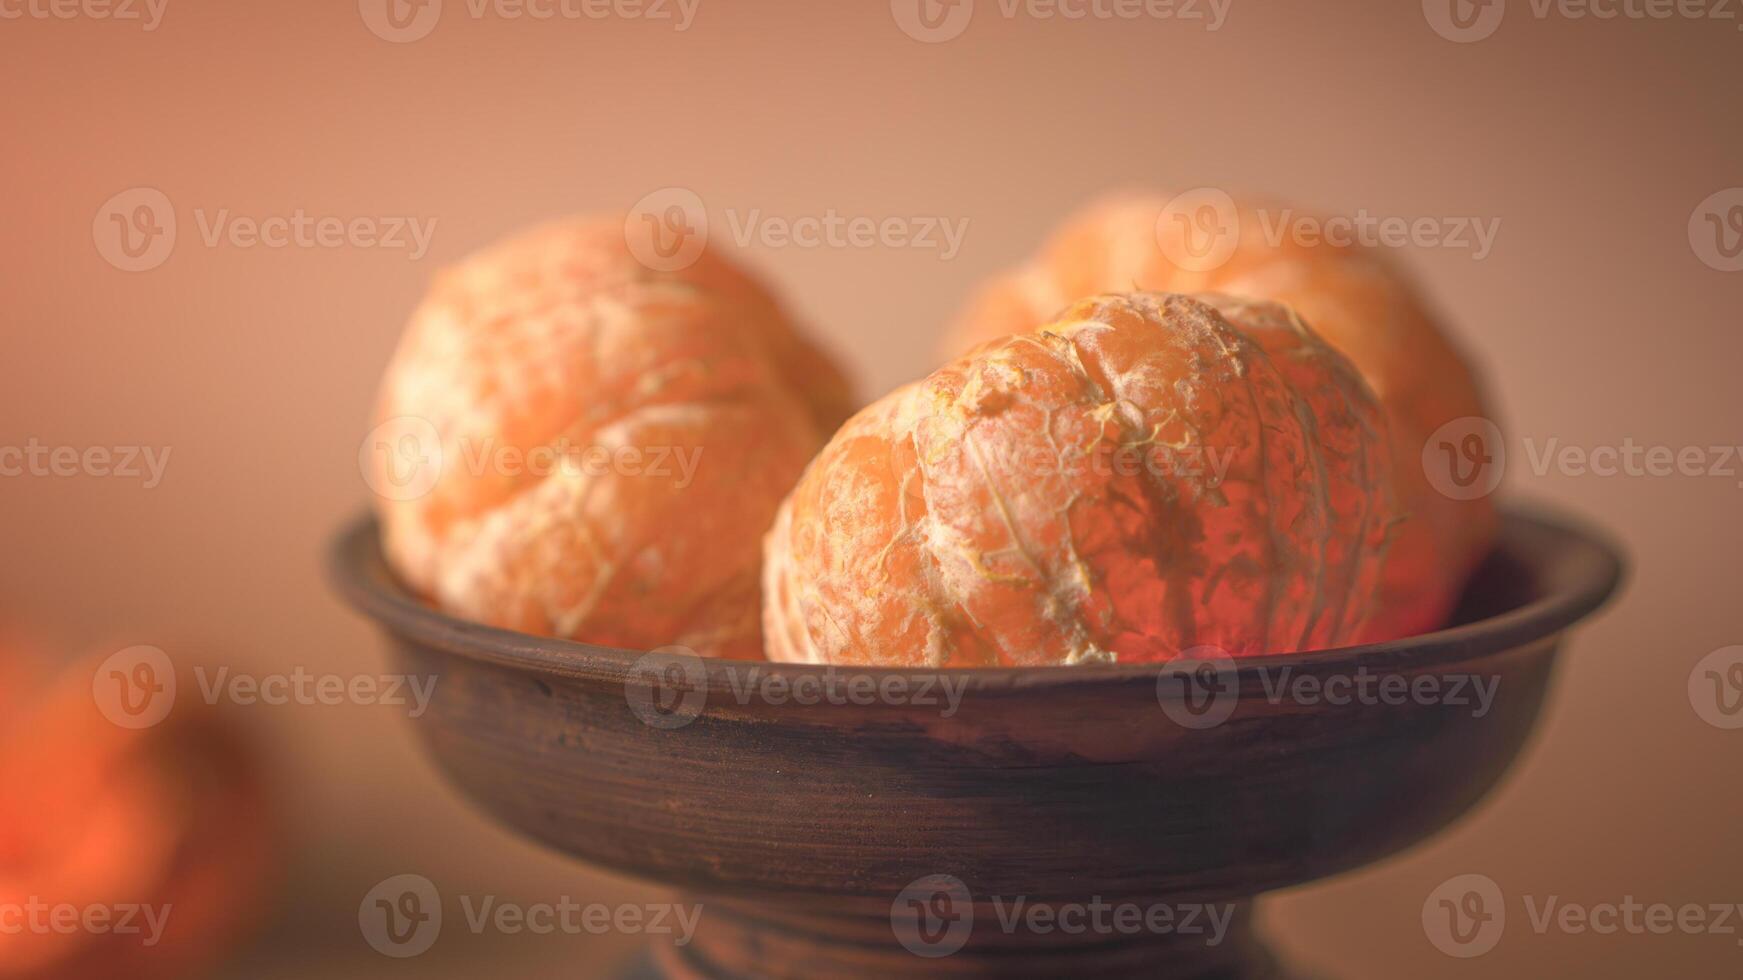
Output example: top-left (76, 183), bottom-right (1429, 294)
top-left (643, 896), bottom-right (1284, 979)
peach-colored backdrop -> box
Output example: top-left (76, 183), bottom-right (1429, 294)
top-left (3, 1), bottom-right (1740, 977)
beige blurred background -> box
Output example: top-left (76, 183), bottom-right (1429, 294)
top-left (2, 1), bottom-right (1740, 976)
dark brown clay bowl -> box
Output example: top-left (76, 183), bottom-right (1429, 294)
top-left (329, 506), bottom-right (1622, 979)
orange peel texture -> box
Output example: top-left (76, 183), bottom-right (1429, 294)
top-left (372, 216), bottom-right (853, 659)
top-left (764, 292), bottom-right (1397, 667)
top-left (946, 193), bottom-right (1498, 642)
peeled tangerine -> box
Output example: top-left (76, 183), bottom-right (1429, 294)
top-left (764, 292), bottom-right (1397, 667)
top-left (372, 216), bottom-right (853, 659)
top-left (946, 193), bottom-right (1498, 642)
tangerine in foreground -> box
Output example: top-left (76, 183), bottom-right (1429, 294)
top-left (947, 193), bottom-right (1498, 642)
top-left (764, 292), bottom-right (1397, 667)
top-left (372, 216), bottom-right (853, 659)
top-left (0, 654), bottom-right (274, 980)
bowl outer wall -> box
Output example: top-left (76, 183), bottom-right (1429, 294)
top-left (329, 507), bottom-right (1623, 904)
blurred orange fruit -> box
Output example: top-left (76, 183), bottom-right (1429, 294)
top-left (0, 653), bottom-right (275, 980)
top-left (371, 216), bottom-right (853, 658)
top-left (765, 292), bottom-right (1396, 667)
top-left (946, 192), bottom-right (1497, 641)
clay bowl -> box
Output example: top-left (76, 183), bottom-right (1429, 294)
top-left (329, 506), bottom-right (1622, 979)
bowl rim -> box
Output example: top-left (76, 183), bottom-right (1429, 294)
top-left (327, 503), bottom-right (1625, 689)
